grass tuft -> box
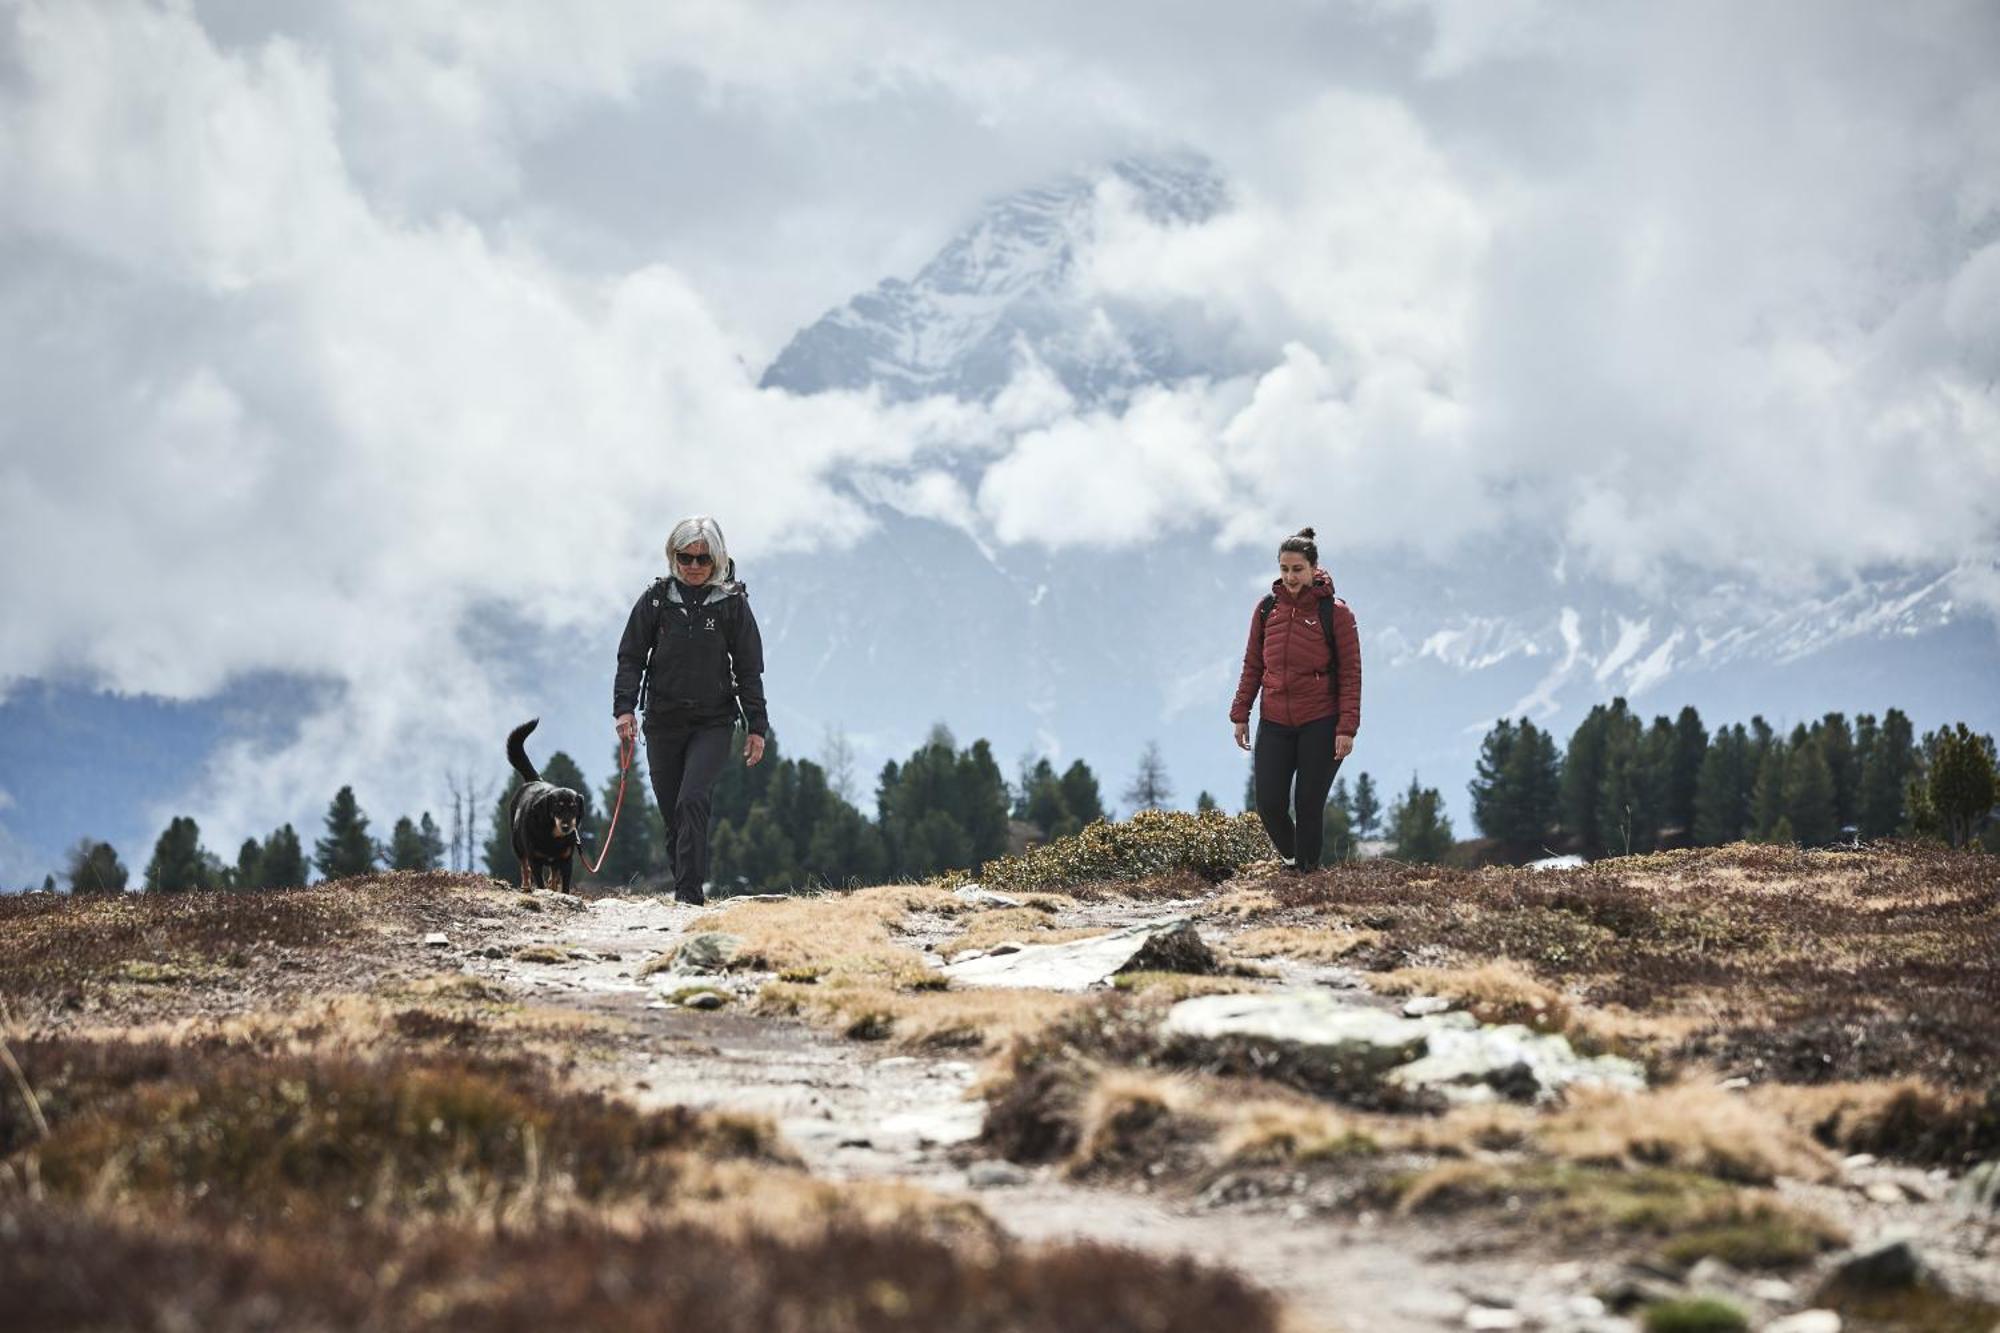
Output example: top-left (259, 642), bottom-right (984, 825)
top-left (1640, 1297), bottom-right (1749, 1332)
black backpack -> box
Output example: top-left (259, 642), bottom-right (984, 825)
top-left (1260, 592), bottom-right (1341, 702)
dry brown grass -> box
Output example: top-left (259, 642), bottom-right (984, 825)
top-left (1067, 1071), bottom-right (1210, 1177)
top-left (1197, 885), bottom-right (1282, 920)
top-left (664, 885), bottom-right (954, 983)
top-left (1373, 959), bottom-right (1573, 1032)
top-left (1, 1196), bottom-right (1282, 1333)
top-left (1539, 1085), bottom-right (1836, 1185)
top-left (1214, 1100), bottom-right (1381, 1164)
top-left (948, 909), bottom-right (1103, 957)
top-left (1390, 1159), bottom-right (1848, 1271)
top-left (1227, 924), bottom-right (1382, 963)
top-left (1265, 843), bottom-right (2000, 1089)
top-left (1755, 1079), bottom-right (2000, 1168)
top-left (756, 980), bottom-right (1082, 1051)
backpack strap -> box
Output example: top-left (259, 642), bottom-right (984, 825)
top-left (637, 578), bottom-right (669, 714)
top-left (1319, 595), bottom-right (1340, 708)
top-left (1258, 593), bottom-right (1277, 622)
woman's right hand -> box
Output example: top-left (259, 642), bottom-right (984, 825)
top-left (1233, 721), bottom-right (1250, 751)
top-left (615, 713), bottom-right (637, 744)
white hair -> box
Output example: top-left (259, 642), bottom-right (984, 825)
top-left (665, 514), bottom-right (738, 590)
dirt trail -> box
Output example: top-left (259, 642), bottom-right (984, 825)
top-left (465, 892), bottom-right (1626, 1333)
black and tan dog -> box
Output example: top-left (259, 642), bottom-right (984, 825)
top-left (506, 718), bottom-right (583, 893)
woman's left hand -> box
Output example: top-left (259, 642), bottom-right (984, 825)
top-left (1334, 734), bottom-right (1354, 761)
top-left (745, 733), bottom-right (767, 767)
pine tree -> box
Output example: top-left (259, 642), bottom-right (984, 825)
top-left (1693, 724), bottom-right (1750, 845)
top-left (1511, 721), bottom-right (1564, 846)
top-left (1561, 702), bottom-right (1617, 856)
top-left (1320, 796), bottom-right (1354, 865)
top-left (958, 740), bottom-right (1011, 866)
top-left (256, 824), bottom-right (309, 889)
top-left (1123, 741), bottom-right (1174, 813)
top-left (387, 813), bottom-right (446, 871)
top-left (64, 839), bottom-right (129, 894)
top-left (1750, 733), bottom-right (1790, 841)
top-left (232, 837), bottom-right (263, 889)
top-left (1817, 713), bottom-right (1858, 833)
top-left (1470, 719), bottom-right (1521, 840)
top-left (1928, 723), bottom-right (1998, 849)
top-left (1197, 791), bottom-right (1219, 812)
top-left (1059, 759), bottom-right (1106, 827)
top-left (1784, 737), bottom-right (1839, 846)
top-left (485, 776), bottom-right (524, 882)
top-left (1591, 701), bottom-right (1645, 856)
top-left (1352, 773), bottom-right (1381, 839)
top-left (315, 787), bottom-right (378, 880)
top-left (1666, 706), bottom-right (1708, 842)
top-left (1473, 718), bottom-right (1561, 846)
top-left (877, 726), bottom-right (1010, 879)
top-left (145, 817), bottom-right (215, 893)
top-left (1634, 714), bottom-right (1676, 850)
top-left (804, 801), bottom-right (887, 888)
top-left (1024, 761), bottom-right (1074, 839)
top-left (1388, 776), bottom-right (1455, 864)
top-left (1858, 708), bottom-right (1916, 839)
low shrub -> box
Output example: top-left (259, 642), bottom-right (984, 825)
top-left (968, 811), bottom-right (1271, 895)
top-left (7, 1039), bottom-right (785, 1221)
top-left (1640, 1297), bottom-right (1749, 1333)
top-left (0, 1200), bottom-right (1284, 1333)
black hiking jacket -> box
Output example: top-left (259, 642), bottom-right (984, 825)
top-left (612, 577), bottom-right (768, 735)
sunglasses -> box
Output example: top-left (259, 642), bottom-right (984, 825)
top-left (675, 551), bottom-right (715, 568)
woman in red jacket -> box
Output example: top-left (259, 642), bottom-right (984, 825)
top-left (1230, 527), bottom-right (1362, 872)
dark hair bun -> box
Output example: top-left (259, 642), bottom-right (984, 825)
top-left (1296, 526), bottom-right (1316, 540)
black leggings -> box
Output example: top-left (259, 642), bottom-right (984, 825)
top-left (644, 723), bottom-right (733, 899)
top-left (1254, 716), bottom-right (1343, 867)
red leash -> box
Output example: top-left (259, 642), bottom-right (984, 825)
top-left (581, 736), bottom-right (634, 876)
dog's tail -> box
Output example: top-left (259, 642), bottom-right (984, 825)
top-left (507, 719), bottom-right (541, 784)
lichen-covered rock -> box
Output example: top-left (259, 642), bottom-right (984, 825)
top-left (1161, 988), bottom-right (1646, 1107)
top-left (1386, 1021), bottom-right (1646, 1104)
top-left (670, 932), bottom-right (745, 975)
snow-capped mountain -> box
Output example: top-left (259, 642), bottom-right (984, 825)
top-left (744, 153), bottom-right (1995, 826)
top-left (4, 156), bottom-right (1992, 888)
top-left (762, 154), bottom-right (1233, 404)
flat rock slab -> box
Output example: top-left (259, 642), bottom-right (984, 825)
top-left (953, 886), bottom-right (1026, 909)
top-left (942, 918), bottom-right (1208, 991)
top-left (1165, 991), bottom-right (1434, 1072)
top-left (1164, 989), bottom-right (1646, 1105)
top-left (1388, 1022), bottom-right (1647, 1104)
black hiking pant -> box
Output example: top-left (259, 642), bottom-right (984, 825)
top-left (644, 721), bottom-right (733, 902)
top-left (1253, 715), bottom-right (1343, 868)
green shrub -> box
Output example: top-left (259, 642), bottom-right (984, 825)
top-left (967, 811), bottom-right (1270, 894)
top-left (1641, 1297), bottom-right (1749, 1332)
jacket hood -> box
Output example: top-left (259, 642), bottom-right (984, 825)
top-left (1270, 568), bottom-right (1335, 603)
top-left (664, 575), bottom-right (744, 604)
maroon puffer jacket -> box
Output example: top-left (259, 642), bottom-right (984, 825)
top-left (1229, 569), bottom-right (1362, 734)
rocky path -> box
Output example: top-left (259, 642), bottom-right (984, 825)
top-left (458, 891), bottom-right (1642, 1333)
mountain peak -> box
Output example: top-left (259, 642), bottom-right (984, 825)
top-left (760, 153), bottom-right (1228, 404)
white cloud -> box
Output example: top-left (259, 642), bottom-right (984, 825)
top-left (2, 0), bottom-right (1997, 852)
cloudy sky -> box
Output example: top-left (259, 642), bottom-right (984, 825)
top-left (1, 0), bottom-right (1996, 874)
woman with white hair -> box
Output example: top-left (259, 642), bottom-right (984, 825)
top-left (613, 516), bottom-right (767, 904)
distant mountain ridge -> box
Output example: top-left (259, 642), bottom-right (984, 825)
top-left (762, 154), bottom-right (1231, 404)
